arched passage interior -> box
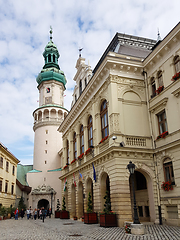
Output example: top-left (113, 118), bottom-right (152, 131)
top-left (38, 199), bottom-right (49, 210)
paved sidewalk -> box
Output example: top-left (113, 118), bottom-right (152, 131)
top-left (0, 218), bottom-right (180, 240)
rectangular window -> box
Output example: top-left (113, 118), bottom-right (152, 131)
top-left (11, 184), bottom-right (14, 195)
top-left (164, 160), bottom-right (175, 184)
top-left (12, 166), bottom-right (15, 175)
top-left (6, 161), bottom-right (9, 172)
top-left (5, 182), bottom-right (8, 193)
top-left (0, 180), bottom-right (2, 192)
top-left (157, 110), bottom-right (168, 134)
top-left (0, 157), bottom-right (3, 168)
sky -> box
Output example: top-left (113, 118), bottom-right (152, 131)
top-left (0, 0), bottom-right (179, 165)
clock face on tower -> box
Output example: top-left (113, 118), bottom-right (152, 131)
top-left (46, 87), bottom-right (50, 93)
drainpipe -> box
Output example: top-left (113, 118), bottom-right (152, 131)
top-left (142, 70), bottom-right (162, 225)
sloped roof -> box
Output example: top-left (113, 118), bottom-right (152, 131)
top-left (17, 164), bottom-right (33, 186)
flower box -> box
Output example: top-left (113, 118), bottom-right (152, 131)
top-left (55, 211), bottom-right (60, 218)
top-left (156, 131), bottom-right (168, 140)
top-left (60, 210), bottom-right (69, 219)
top-left (71, 159), bottom-right (76, 164)
top-left (100, 213), bottom-right (117, 227)
top-left (155, 86), bottom-right (164, 95)
top-left (85, 148), bottom-right (91, 155)
top-left (78, 153), bottom-right (84, 160)
top-left (84, 212), bottom-right (98, 224)
top-left (161, 181), bottom-right (173, 191)
top-left (99, 135), bottom-right (109, 144)
top-left (172, 72), bottom-right (180, 81)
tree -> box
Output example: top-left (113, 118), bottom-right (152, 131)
top-left (18, 196), bottom-right (26, 211)
top-left (62, 196), bottom-right (66, 211)
top-left (103, 191), bottom-right (111, 214)
top-left (56, 199), bottom-right (60, 212)
top-left (87, 192), bottom-right (93, 213)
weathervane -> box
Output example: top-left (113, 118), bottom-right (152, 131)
top-left (50, 26), bottom-right (53, 41)
top-left (79, 48), bottom-right (83, 57)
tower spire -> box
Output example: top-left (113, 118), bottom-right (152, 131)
top-left (50, 26), bottom-right (53, 42)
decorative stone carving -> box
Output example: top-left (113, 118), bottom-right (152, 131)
top-left (31, 184), bottom-right (56, 195)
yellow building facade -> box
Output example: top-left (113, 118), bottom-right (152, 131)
top-left (0, 142), bottom-right (19, 207)
top-left (58, 22), bottom-right (180, 227)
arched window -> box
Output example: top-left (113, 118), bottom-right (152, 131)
top-left (67, 140), bottom-right (69, 165)
top-left (157, 70), bottom-right (163, 87)
top-left (48, 54), bottom-right (51, 62)
top-left (174, 55), bottom-right (180, 73)
top-left (163, 158), bottom-right (175, 185)
top-left (100, 100), bottom-right (109, 139)
top-left (88, 116), bottom-right (93, 147)
top-left (53, 54), bottom-right (56, 63)
top-left (79, 80), bottom-right (82, 96)
top-left (80, 125), bottom-right (84, 154)
top-left (73, 133), bottom-right (77, 159)
top-left (150, 77), bottom-right (156, 98)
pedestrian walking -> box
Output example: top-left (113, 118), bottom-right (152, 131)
top-left (30, 208), bottom-right (33, 219)
top-left (37, 209), bottom-right (40, 219)
top-left (39, 209), bottom-right (42, 219)
top-left (20, 209), bottom-right (25, 219)
top-left (34, 208), bottom-right (37, 220)
top-left (26, 208), bottom-right (30, 220)
top-left (42, 207), bottom-right (45, 222)
top-left (14, 208), bottom-right (19, 220)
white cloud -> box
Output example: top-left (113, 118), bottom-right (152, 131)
top-left (0, 0), bottom-right (179, 164)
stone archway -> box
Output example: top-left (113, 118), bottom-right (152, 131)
top-left (78, 181), bottom-right (84, 218)
top-left (86, 178), bottom-right (93, 212)
top-left (38, 199), bottom-right (49, 210)
top-left (100, 172), bottom-right (110, 211)
top-left (129, 169), bottom-right (155, 222)
top-left (71, 184), bottom-right (76, 218)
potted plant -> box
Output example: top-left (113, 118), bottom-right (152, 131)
top-left (125, 223), bottom-right (131, 234)
top-left (55, 199), bottom-right (61, 218)
top-left (99, 191), bottom-right (117, 227)
top-left (60, 196), bottom-right (69, 219)
top-left (84, 192), bottom-right (98, 224)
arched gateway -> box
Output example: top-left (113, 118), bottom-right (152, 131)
top-left (31, 184), bottom-right (56, 211)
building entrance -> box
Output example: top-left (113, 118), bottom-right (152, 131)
top-left (38, 199), bottom-right (49, 209)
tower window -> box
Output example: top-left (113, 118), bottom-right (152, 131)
top-left (46, 130), bottom-right (48, 134)
top-left (45, 150), bottom-right (47, 154)
top-left (46, 140), bottom-right (48, 144)
top-left (0, 180), bottom-right (2, 192)
top-left (53, 54), bottom-right (55, 63)
top-left (48, 54), bottom-right (51, 62)
top-left (45, 161), bottom-right (47, 164)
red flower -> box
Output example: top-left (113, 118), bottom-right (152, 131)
top-left (172, 72), bottom-right (180, 81)
top-left (71, 159), bottom-right (77, 164)
top-left (156, 131), bottom-right (168, 140)
top-left (78, 153), bottom-right (84, 160)
top-left (99, 135), bottom-right (109, 144)
top-left (161, 181), bottom-right (173, 191)
top-left (85, 148), bottom-right (91, 155)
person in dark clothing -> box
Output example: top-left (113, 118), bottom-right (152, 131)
top-left (41, 207), bottom-right (45, 222)
top-left (20, 209), bottom-right (25, 219)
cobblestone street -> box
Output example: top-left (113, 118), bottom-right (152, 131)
top-left (0, 218), bottom-right (180, 240)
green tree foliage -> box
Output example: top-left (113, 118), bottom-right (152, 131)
top-left (62, 196), bottom-right (66, 211)
top-left (87, 192), bottom-right (93, 213)
top-left (18, 196), bottom-right (26, 211)
top-left (56, 198), bottom-right (60, 212)
top-left (103, 191), bottom-right (111, 214)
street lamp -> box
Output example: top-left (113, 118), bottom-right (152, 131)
top-left (51, 191), bottom-right (53, 215)
top-left (127, 161), bottom-right (140, 224)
